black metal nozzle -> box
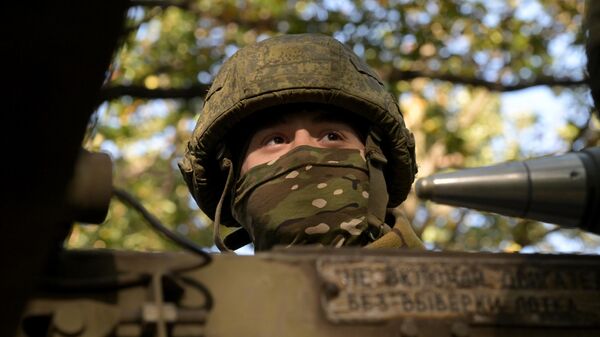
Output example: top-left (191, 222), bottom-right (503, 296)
top-left (415, 177), bottom-right (433, 200)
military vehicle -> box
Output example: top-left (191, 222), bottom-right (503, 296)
top-left (3, 1), bottom-right (599, 337)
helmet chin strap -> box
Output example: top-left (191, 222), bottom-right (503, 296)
top-left (365, 129), bottom-right (391, 235)
top-left (213, 156), bottom-right (235, 253)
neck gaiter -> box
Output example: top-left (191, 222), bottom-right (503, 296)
top-left (232, 145), bottom-right (385, 251)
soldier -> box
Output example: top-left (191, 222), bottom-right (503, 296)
top-left (179, 34), bottom-right (424, 252)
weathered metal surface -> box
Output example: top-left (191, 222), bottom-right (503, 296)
top-left (316, 254), bottom-right (600, 325)
top-left (17, 248), bottom-right (600, 337)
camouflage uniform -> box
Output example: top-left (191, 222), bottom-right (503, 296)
top-left (179, 33), bottom-right (424, 252)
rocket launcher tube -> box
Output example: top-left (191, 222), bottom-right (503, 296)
top-left (415, 147), bottom-right (600, 234)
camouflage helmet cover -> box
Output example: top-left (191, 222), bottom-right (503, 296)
top-left (179, 33), bottom-right (417, 226)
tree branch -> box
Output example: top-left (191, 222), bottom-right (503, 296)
top-left (100, 84), bottom-right (211, 101)
top-left (100, 71), bottom-right (588, 101)
top-left (388, 69), bottom-right (588, 92)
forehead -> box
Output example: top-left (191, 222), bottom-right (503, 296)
top-left (257, 110), bottom-right (350, 129)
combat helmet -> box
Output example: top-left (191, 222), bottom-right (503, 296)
top-left (179, 33), bottom-right (417, 249)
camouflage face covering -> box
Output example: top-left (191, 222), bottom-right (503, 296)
top-left (231, 146), bottom-right (385, 251)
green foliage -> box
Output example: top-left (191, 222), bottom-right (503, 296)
top-left (67, 0), bottom-right (600, 254)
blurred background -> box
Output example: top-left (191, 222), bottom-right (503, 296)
top-left (66, 0), bottom-right (600, 254)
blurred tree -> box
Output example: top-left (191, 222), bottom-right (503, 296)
top-left (66, 0), bottom-right (600, 253)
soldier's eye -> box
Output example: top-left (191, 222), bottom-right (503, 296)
top-left (265, 135), bottom-right (286, 146)
top-left (322, 131), bottom-right (343, 142)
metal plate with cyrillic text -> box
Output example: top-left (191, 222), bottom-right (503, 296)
top-left (316, 254), bottom-right (600, 325)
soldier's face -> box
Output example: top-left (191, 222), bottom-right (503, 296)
top-left (241, 111), bottom-right (365, 174)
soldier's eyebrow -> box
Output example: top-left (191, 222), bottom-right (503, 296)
top-left (252, 114), bottom-right (288, 131)
top-left (258, 111), bottom-right (347, 130)
top-left (310, 110), bottom-right (368, 142)
top-left (310, 112), bottom-right (350, 125)
top-left (246, 107), bottom-right (360, 136)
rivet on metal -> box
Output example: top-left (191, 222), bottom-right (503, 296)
top-left (54, 305), bottom-right (85, 336)
top-left (322, 282), bottom-right (340, 300)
